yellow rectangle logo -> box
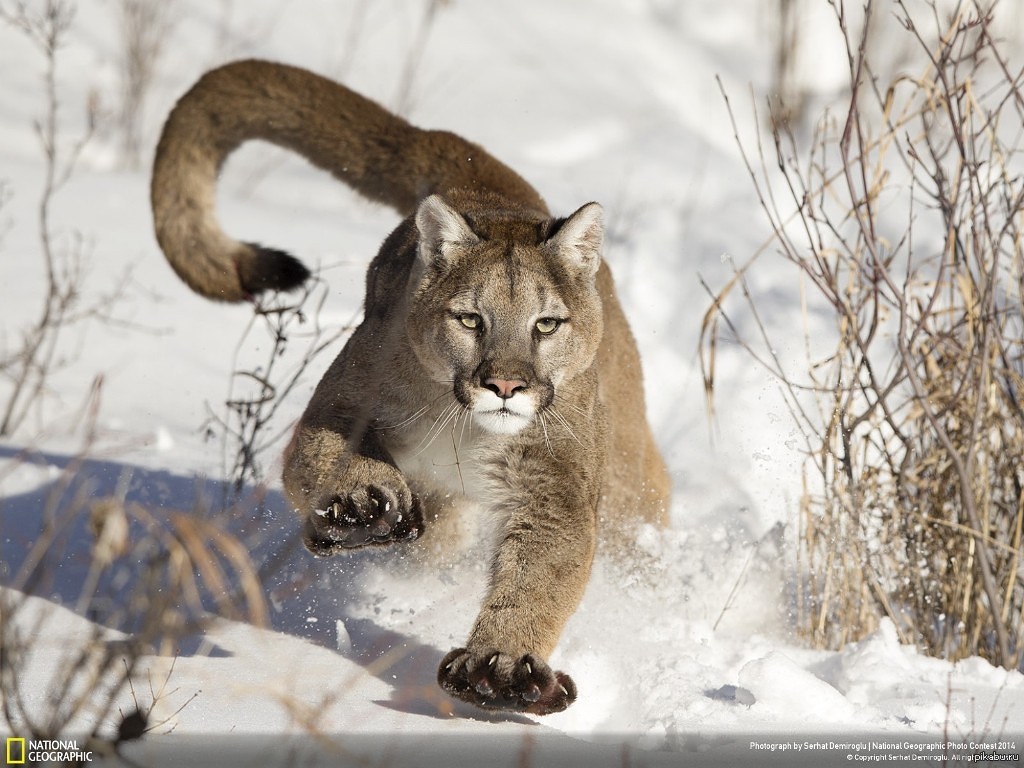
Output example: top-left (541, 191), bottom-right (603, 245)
top-left (5, 738), bottom-right (26, 765)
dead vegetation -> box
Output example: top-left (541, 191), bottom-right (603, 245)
top-left (702, 0), bottom-right (1024, 669)
top-left (0, 0), bottom-right (132, 437)
top-left (202, 274), bottom-right (351, 494)
top-left (1, 432), bottom-right (267, 749)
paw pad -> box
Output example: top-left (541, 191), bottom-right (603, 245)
top-left (438, 647), bottom-right (576, 715)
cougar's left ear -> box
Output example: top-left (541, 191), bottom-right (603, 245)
top-left (415, 194), bottom-right (478, 269)
top-left (545, 202), bottom-right (603, 277)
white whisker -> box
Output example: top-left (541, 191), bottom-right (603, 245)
top-left (538, 412), bottom-right (555, 456)
top-left (457, 402), bottom-right (472, 448)
top-left (379, 386), bottom-right (455, 431)
top-left (450, 411), bottom-right (468, 494)
top-left (546, 406), bottom-right (584, 447)
top-left (380, 403), bottom-right (432, 431)
top-left (414, 399), bottom-right (465, 456)
top-left (553, 395), bottom-right (588, 417)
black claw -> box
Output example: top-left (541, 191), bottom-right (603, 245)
top-left (437, 648), bottom-right (576, 716)
top-left (302, 486), bottom-right (424, 555)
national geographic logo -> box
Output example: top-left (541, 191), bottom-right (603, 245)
top-left (3, 739), bottom-right (22, 765)
top-left (5, 737), bottom-right (93, 764)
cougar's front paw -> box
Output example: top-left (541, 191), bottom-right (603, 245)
top-left (438, 647), bottom-right (576, 716)
top-left (302, 484), bottom-right (424, 556)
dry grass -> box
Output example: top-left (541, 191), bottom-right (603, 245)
top-left (702, 0), bottom-right (1023, 669)
top-left (1, 447), bottom-right (267, 748)
top-left (1, 380), bottom-right (267, 747)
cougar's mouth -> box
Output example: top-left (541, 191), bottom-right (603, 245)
top-left (473, 391), bottom-right (535, 435)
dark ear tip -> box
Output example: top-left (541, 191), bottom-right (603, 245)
top-left (238, 242), bottom-right (311, 294)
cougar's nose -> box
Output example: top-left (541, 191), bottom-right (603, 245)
top-left (483, 377), bottom-right (528, 399)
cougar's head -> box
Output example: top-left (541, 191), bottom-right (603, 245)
top-left (406, 195), bottom-right (604, 436)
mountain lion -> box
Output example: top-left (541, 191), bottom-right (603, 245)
top-left (151, 59), bottom-right (670, 715)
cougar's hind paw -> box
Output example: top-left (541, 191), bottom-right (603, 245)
top-left (303, 487), bottom-right (423, 555)
top-left (438, 648), bottom-right (576, 716)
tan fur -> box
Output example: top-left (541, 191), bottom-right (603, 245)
top-left (151, 59), bottom-right (670, 715)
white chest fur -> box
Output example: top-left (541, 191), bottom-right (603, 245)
top-left (387, 417), bottom-right (511, 556)
top-left (387, 413), bottom-right (485, 500)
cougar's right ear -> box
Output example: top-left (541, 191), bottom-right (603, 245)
top-left (544, 202), bottom-right (603, 278)
top-left (414, 195), bottom-right (479, 269)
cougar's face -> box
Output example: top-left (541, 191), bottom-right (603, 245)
top-left (406, 197), bottom-right (605, 436)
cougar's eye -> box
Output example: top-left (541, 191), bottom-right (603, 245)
top-left (458, 313), bottom-right (482, 330)
top-left (535, 317), bottom-right (561, 335)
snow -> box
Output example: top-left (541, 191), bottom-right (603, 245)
top-left (1, 1), bottom-right (1022, 766)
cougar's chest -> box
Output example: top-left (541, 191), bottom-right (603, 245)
top-left (385, 408), bottom-right (487, 499)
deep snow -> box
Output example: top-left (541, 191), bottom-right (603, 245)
top-left (1, 1), bottom-right (1022, 766)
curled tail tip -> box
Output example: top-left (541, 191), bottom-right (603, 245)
top-left (160, 239), bottom-right (310, 303)
top-left (236, 243), bottom-right (312, 297)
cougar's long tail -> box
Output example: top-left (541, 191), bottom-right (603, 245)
top-left (151, 59), bottom-right (546, 302)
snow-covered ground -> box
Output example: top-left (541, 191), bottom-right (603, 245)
top-left (1, 1), bottom-right (1021, 766)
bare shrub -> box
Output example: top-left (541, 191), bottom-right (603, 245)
top-left (770, 0), bottom-right (808, 128)
top-left (116, 0), bottom-right (178, 168)
top-left (703, 0), bottom-right (1024, 669)
top-left (392, 0), bottom-right (449, 116)
top-left (203, 275), bottom-right (351, 493)
top-left (0, 0), bottom-right (131, 437)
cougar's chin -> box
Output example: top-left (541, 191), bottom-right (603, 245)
top-left (472, 391), bottom-right (535, 435)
